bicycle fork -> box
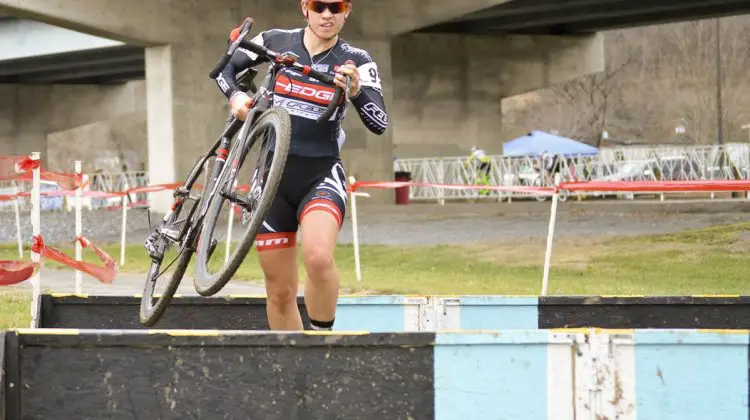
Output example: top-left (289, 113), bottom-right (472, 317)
top-left (218, 139), bottom-right (263, 223)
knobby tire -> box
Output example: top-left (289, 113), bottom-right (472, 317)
top-left (193, 107), bottom-right (291, 296)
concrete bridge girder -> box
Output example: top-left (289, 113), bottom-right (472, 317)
top-left (0, 0), bottom-right (606, 211)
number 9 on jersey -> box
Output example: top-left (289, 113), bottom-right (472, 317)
top-left (358, 62), bottom-right (382, 91)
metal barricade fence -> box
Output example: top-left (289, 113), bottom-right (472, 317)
top-left (394, 143), bottom-right (750, 202)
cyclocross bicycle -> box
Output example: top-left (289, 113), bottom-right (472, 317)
top-left (139, 18), bottom-right (351, 327)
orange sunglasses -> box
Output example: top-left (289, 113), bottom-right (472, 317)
top-left (307, 1), bottom-right (351, 14)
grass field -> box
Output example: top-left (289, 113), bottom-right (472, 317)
top-left (0, 290), bottom-right (32, 329)
top-left (1, 222), bottom-right (749, 328)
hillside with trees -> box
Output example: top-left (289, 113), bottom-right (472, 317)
top-left (501, 16), bottom-right (750, 147)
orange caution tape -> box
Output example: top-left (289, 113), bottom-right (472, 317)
top-left (350, 180), bottom-right (750, 195)
top-left (31, 235), bottom-right (117, 284)
top-left (0, 260), bottom-right (39, 286)
top-left (559, 180), bottom-right (750, 193)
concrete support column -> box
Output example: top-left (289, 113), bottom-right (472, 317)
top-left (338, 37), bottom-right (395, 204)
top-left (145, 38), bottom-right (231, 213)
top-left (391, 33), bottom-right (603, 158)
top-left (145, 45), bottom-right (177, 213)
top-left (391, 34), bottom-right (505, 158)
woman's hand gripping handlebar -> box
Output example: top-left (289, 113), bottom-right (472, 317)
top-left (209, 18), bottom-right (349, 124)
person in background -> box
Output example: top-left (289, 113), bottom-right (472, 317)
top-left (469, 145), bottom-right (491, 196)
top-left (540, 150), bottom-right (554, 186)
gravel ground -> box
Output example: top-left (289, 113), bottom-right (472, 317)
top-left (0, 199), bottom-right (746, 247)
top-left (342, 208), bottom-right (749, 245)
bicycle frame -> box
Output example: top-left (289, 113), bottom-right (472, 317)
top-left (156, 72), bottom-right (278, 254)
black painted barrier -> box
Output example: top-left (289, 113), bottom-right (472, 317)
top-left (2, 330), bottom-right (435, 420)
top-left (39, 294), bottom-right (312, 330)
top-left (38, 294), bottom-right (750, 331)
top-left (4, 326), bottom-right (750, 418)
top-left (538, 295), bottom-right (750, 329)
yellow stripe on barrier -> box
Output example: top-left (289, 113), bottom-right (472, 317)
top-left (50, 293), bottom-right (90, 298)
top-left (147, 329), bottom-right (222, 337)
top-left (15, 328), bottom-right (81, 335)
top-left (695, 329), bottom-right (750, 334)
top-left (599, 295), bottom-right (645, 298)
top-left (549, 328), bottom-right (635, 335)
top-left (691, 295), bottom-right (741, 298)
top-left (436, 329), bottom-right (505, 335)
top-left (302, 331), bottom-right (370, 336)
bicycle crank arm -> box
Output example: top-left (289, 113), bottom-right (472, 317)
top-left (221, 191), bottom-right (255, 211)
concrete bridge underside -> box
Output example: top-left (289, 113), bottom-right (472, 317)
top-left (1, 0), bottom-right (739, 209)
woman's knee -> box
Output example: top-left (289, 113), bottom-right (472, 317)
top-left (302, 246), bottom-right (334, 278)
top-left (266, 279), bottom-right (298, 309)
top-left (259, 249), bottom-right (298, 309)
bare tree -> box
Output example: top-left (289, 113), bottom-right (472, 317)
top-left (502, 16), bottom-right (750, 147)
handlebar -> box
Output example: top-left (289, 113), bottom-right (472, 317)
top-left (208, 18), bottom-right (254, 79)
top-left (209, 18), bottom-right (348, 124)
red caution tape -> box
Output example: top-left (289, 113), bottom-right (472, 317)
top-left (16, 156), bottom-right (40, 172)
top-left (14, 189), bottom-right (124, 199)
top-left (559, 180), bottom-right (750, 193)
top-left (31, 235), bottom-right (117, 284)
top-left (0, 155), bottom-right (37, 180)
top-left (350, 179), bottom-right (750, 195)
top-left (44, 171), bottom-right (83, 190)
top-left (0, 155), bottom-right (82, 190)
top-left (127, 183), bottom-right (182, 194)
top-left (31, 235), bottom-right (45, 258)
top-left (0, 260), bottom-right (39, 286)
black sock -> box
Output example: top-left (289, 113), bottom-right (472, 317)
top-left (309, 318), bottom-right (335, 331)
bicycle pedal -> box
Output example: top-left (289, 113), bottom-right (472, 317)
top-left (144, 237), bottom-right (162, 261)
top-left (241, 208), bottom-right (253, 226)
top-left (224, 192), bottom-right (252, 209)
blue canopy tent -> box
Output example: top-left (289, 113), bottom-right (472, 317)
top-left (502, 131), bottom-right (599, 157)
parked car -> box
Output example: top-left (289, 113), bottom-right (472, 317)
top-left (590, 156), bottom-right (703, 199)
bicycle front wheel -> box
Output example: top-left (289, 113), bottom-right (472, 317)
top-left (193, 107), bottom-right (291, 296)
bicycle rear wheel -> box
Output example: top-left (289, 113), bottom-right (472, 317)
top-left (139, 155), bottom-right (217, 327)
top-left (193, 107), bottom-right (291, 296)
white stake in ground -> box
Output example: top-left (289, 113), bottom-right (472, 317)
top-left (13, 185), bottom-right (22, 259)
top-left (75, 160), bottom-right (83, 294)
top-left (29, 152), bottom-right (41, 328)
top-left (541, 191), bottom-right (559, 296)
top-left (120, 192), bottom-right (127, 266)
top-left (348, 176), bottom-right (370, 283)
